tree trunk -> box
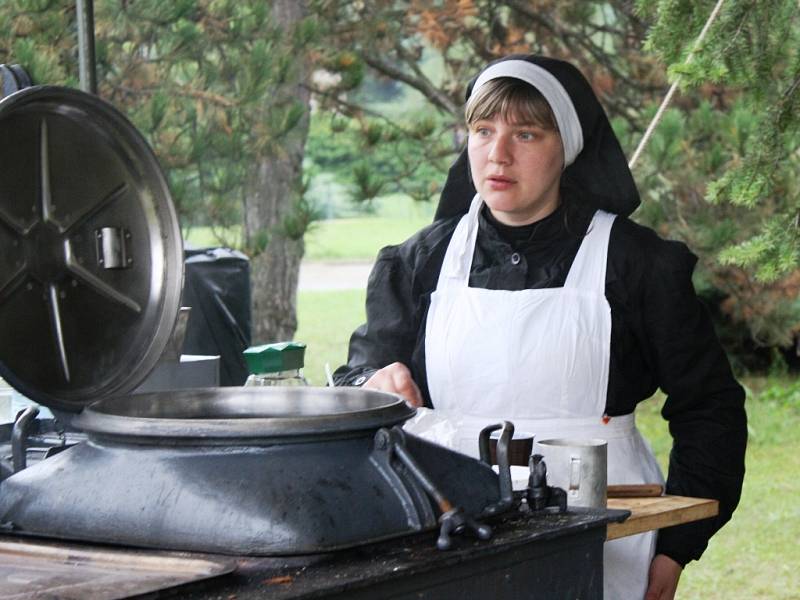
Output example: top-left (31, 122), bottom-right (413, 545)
top-left (245, 0), bottom-right (310, 344)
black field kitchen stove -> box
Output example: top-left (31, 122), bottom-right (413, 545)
top-left (0, 84), bottom-right (626, 599)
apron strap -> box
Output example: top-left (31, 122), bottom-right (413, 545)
top-left (437, 202), bottom-right (617, 295)
top-left (564, 210), bottom-right (616, 292)
top-left (435, 193), bottom-right (482, 290)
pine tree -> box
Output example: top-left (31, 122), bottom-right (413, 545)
top-left (635, 0), bottom-right (800, 354)
top-left (310, 0), bottom-right (800, 359)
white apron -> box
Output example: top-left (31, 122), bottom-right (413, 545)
top-left (408, 195), bottom-right (664, 600)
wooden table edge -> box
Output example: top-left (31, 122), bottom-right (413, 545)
top-left (606, 495), bottom-right (719, 541)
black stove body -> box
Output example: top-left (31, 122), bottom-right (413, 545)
top-left (176, 504), bottom-right (610, 600)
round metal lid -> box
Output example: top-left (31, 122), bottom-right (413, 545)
top-left (74, 387), bottom-right (416, 442)
top-left (0, 86), bottom-right (183, 412)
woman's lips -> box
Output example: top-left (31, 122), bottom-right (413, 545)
top-left (487, 175), bottom-right (515, 191)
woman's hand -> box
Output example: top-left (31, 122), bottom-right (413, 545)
top-left (644, 554), bottom-right (682, 600)
top-left (363, 362), bottom-right (424, 407)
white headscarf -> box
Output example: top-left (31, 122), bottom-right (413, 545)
top-left (469, 59), bottom-right (584, 167)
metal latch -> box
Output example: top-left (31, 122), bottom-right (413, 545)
top-left (95, 227), bottom-right (132, 269)
top-left (374, 427), bottom-right (493, 550)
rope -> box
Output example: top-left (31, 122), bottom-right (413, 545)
top-left (628, 0), bottom-right (728, 170)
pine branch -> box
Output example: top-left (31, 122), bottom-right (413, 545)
top-left (304, 83), bottom-right (423, 136)
top-left (359, 53), bottom-right (459, 115)
top-left (506, 0), bottom-right (663, 96)
top-left (113, 84), bottom-right (237, 107)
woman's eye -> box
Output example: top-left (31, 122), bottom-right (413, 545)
top-left (476, 128), bottom-right (491, 137)
top-left (518, 131), bottom-right (536, 141)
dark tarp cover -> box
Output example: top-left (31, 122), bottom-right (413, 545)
top-left (182, 248), bottom-right (251, 386)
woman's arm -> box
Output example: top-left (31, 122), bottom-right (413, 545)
top-left (333, 218), bottom-right (456, 404)
top-left (332, 245), bottom-right (424, 401)
top-left (637, 237), bottom-right (747, 566)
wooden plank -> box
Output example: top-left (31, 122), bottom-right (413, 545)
top-left (606, 495), bottom-right (719, 541)
top-left (607, 484), bottom-right (663, 498)
top-left (0, 536), bottom-right (234, 600)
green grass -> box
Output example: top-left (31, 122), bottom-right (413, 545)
top-left (636, 389), bottom-right (800, 599)
top-left (304, 194), bottom-right (433, 259)
top-left (296, 289), bottom-right (366, 385)
top-left (184, 218), bottom-right (430, 260)
top-left (183, 225), bottom-right (242, 249)
top-left (674, 379), bottom-right (800, 599)
top-left (183, 217), bottom-right (429, 260)
top-left (183, 193), bottom-right (434, 260)
top-left (304, 216), bottom-right (430, 260)
top-left (296, 288), bottom-right (800, 600)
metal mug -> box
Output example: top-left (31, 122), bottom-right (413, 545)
top-left (534, 438), bottom-right (607, 509)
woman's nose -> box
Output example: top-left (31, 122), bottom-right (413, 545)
top-left (488, 135), bottom-right (512, 164)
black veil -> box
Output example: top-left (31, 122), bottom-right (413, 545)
top-left (435, 55), bottom-right (640, 220)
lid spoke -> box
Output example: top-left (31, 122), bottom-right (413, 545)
top-left (0, 206), bottom-right (26, 236)
top-left (66, 182), bottom-right (129, 234)
top-left (0, 268), bottom-right (28, 309)
top-left (47, 283), bottom-right (71, 383)
top-left (65, 249), bottom-right (142, 314)
top-left (0, 210), bottom-right (26, 305)
top-left (38, 119), bottom-right (59, 230)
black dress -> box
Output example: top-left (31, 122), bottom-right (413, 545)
top-left (334, 200), bottom-right (747, 567)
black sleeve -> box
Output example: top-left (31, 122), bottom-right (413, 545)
top-left (333, 244), bottom-right (421, 387)
top-left (638, 240), bottom-right (747, 566)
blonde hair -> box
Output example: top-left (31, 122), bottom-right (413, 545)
top-left (465, 77), bottom-right (559, 131)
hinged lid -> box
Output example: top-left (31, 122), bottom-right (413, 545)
top-left (0, 86), bottom-right (183, 412)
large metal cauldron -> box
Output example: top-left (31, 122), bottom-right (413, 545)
top-left (0, 387), bottom-right (502, 555)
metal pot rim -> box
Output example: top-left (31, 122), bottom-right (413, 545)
top-left (73, 386), bottom-right (416, 441)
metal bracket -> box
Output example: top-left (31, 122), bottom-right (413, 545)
top-left (375, 426), bottom-right (492, 551)
top-left (95, 227), bottom-right (132, 269)
top-left (370, 428), bottom-right (436, 531)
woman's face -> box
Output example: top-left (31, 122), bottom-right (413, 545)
top-left (468, 113), bottom-right (564, 226)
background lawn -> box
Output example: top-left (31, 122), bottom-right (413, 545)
top-left (296, 289), bottom-right (366, 382)
top-left (184, 194), bottom-right (434, 260)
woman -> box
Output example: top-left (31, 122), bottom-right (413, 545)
top-left (334, 55), bottom-right (747, 600)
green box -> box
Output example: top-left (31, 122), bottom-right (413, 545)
top-left (243, 341), bottom-right (306, 374)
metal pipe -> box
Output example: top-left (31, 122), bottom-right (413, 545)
top-left (478, 422), bottom-right (514, 514)
top-left (392, 440), bottom-right (454, 513)
top-left (75, 0), bottom-right (97, 94)
top-left (12, 406), bottom-right (40, 472)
